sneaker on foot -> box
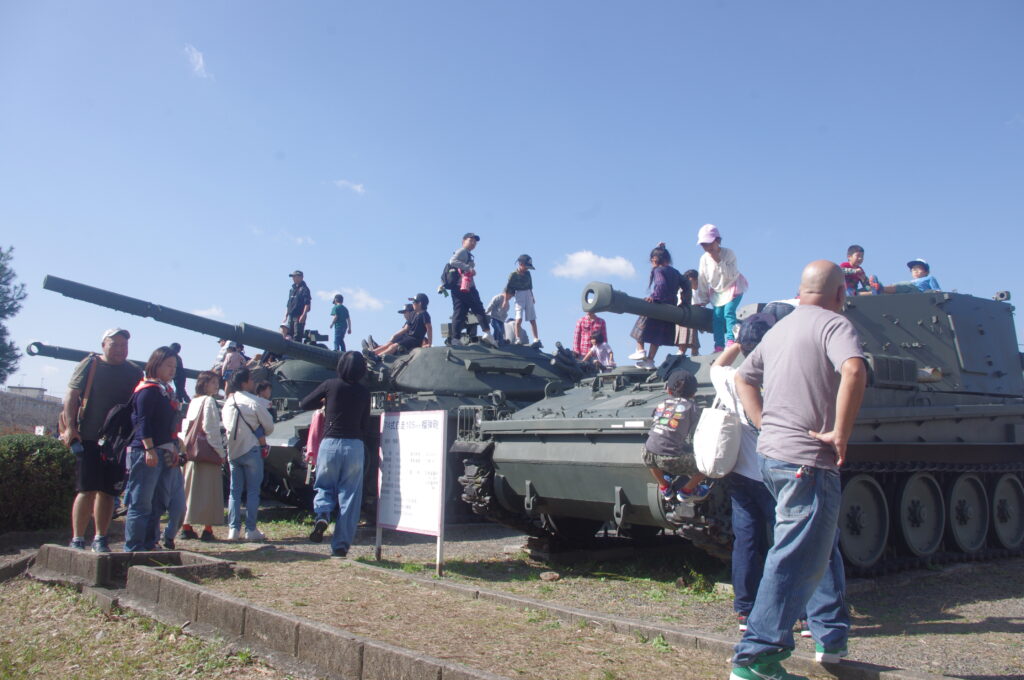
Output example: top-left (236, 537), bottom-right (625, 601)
top-left (227, 527), bottom-right (240, 541)
top-left (729, 651), bottom-right (796, 680)
top-left (796, 619), bottom-right (812, 638)
top-left (91, 536), bottom-right (110, 553)
top-left (180, 527), bottom-right (199, 540)
top-left (529, 339), bottom-right (543, 349)
top-left (69, 537), bottom-right (86, 550)
top-left (737, 613), bottom-right (748, 632)
top-left (814, 642), bottom-right (848, 664)
top-left (200, 529), bottom-right (215, 542)
top-left (331, 548), bottom-right (348, 558)
top-left (309, 518), bottom-right (329, 544)
top-left (635, 359), bottom-right (655, 369)
top-left (367, 335), bottom-right (379, 350)
top-left (714, 345), bottom-right (725, 352)
top-left (480, 333), bottom-right (497, 348)
top-left (627, 349), bottom-right (646, 360)
top-left (245, 529), bottom-right (266, 542)
top-left (161, 537), bottom-right (175, 551)
top-left (677, 482), bottom-right (712, 503)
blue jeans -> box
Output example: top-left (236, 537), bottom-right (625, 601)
top-left (712, 294), bottom-right (743, 348)
top-left (490, 318), bottom-right (506, 345)
top-left (728, 472), bottom-right (777, 615)
top-left (125, 447), bottom-right (173, 552)
top-left (158, 465), bottom-right (186, 544)
top-left (733, 456), bottom-right (849, 666)
top-left (333, 327), bottom-right (346, 352)
top-left (228, 446), bottom-right (263, 532)
top-left (313, 438), bottom-right (365, 552)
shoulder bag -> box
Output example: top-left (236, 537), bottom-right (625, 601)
top-left (693, 392), bottom-right (742, 479)
top-left (184, 397), bottom-right (223, 465)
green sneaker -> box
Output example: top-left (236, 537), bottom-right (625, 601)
top-left (814, 642), bottom-right (848, 664)
top-left (730, 650), bottom-right (800, 680)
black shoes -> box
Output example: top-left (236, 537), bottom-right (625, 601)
top-left (309, 518), bottom-right (329, 543)
top-left (331, 548), bottom-right (348, 558)
top-left (181, 527), bottom-right (199, 540)
top-left (200, 529), bottom-right (215, 542)
top-left (161, 537), bottom-right (175, 551)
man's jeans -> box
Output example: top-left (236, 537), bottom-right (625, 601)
top-left (712, 294), bottom-right (743, 348)
top-left (125, 447), bottom-right (172, 552)
top-left (228, 447), bottom-right (263, 532)
top-left (733, 456), bottom-right (849, 666)
top-left (313, 438), bottom-right (365, 552)
top-left (333, 327), bottom-right (346, 352)
top-left (728, 472), bottom-right (776, 615)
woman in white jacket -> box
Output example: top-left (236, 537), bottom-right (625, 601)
top-left (179, 371), bottom-right (227, 541)
top-left (694, 224), bottom-right (748, 352)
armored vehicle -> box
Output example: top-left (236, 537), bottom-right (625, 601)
top-left (457, 282), bottom-right (1024, 572)
top-left (37, 275), bottom-right (590, 516)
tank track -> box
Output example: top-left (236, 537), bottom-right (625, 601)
top-left (458, 454), bottom-right (548, 539)
top-left (840, 460), bottom-right (1024, 576)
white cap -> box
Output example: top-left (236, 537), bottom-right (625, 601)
top-left (696, 224), bottom-right (721, 245)
top-left (101, 328), bottom-right (130, 342)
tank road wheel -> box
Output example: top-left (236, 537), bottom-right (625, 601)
top-left (990, 474), bottom-right (1024, 551)
top-left (946, 474), bottom-right (989, 554)
top-left (838, 474), bottom-right (889, 570)
top-left (897, 472), bottom-right (945, 558)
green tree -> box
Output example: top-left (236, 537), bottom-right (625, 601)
top-left (0, 246), bottom-right (28, 385)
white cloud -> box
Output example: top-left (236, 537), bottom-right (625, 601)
top-left (293, 235), bottom-right (316, 246)
top-left (192, 306), bottom-right (225, 319)
top-left (184, 44), bottom-right (213, 79)
top-left (42, 365), bottom-right (58, 374)
top-left (316, 288), bottom-right (384, 311)
top-left (333, 179), bottom-right (366, 195)
top-left (552, 250), bottom-right (636, 280)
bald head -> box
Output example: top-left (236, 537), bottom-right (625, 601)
top-left (799, 260), bottom-right (846, 311)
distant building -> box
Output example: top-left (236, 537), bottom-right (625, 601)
top-left (0, 386), bottom-right (63, 436)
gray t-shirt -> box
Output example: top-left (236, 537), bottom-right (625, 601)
top-left (736, 305), bottom-right (864, 470)
top-left (68, 356), bottom-right (144, 440)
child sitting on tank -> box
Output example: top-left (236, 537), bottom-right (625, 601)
top-left (840, 244), bottom-right (872, 296)
top-left (580, 329), bottom-right (616, 371)
top-left (642, 370), bottom-right (711, 504)
top-left (869, 258), bottom-right (941, 294)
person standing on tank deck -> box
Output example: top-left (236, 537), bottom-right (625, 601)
top-left (330, 294), bottom-right (351, 352)
top-left (729, 260), bottom-right (867, 680)
top-left (446, 232), bottom-right (495, 346)
top-left (300, 351), bottom-right (371, 558)
top-left (62, 328), bottom-right (143, 553)
top-left (694, 224), bottom-right (748, 352)
top-left (503, 254), bottom-right (540, 347)
top-left (283, 270), bottom-right (312, 341)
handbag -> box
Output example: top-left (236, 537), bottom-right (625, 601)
top-left (693, 394), bottom-right (742, 479)
top-left (183, 398), bottom-right (223, 465)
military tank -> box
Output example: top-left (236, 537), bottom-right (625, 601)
top-left (36, 275), bottom-right (592, 516)
top-left (457, 282), bottom-right (1024, 573)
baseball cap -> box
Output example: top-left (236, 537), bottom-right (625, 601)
top-left (289, 270), bottom-right (304, 277)
top-left (462, 232), bottom-right (480, 241)
top-left (906, 258), bottom-right (929, 272)
top-left (516, 254), bottom-right (535, 269)
top-left (397, 303), bottom-right (414, 314)
top-left (737, 313), bottom-right (776, 354)
top-left (696, 224), bottom-right (721, 245)
top-left (101, 328), bottom-right (130, 342)
top-left (665, 370), bottom-right (697, 398)
top-left (408, 293), bottom-right (429, 307)
top-left (225, 340), bottom-right (238, 349)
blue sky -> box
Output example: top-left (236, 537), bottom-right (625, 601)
top-left (2, 1), bottom-right (1022, 393)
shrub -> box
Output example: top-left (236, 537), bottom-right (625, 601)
top-left (0, 434), bottom-right (76, 534)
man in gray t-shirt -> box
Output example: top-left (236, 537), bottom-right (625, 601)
top-left (729, 261), bottom-right (867, 680)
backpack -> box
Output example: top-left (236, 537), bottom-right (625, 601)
top-left (441, 262), bottom-right (460, 290)
top-left (96, 382), bottom-right (163, 469)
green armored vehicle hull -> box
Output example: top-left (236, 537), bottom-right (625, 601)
top-left (458, 283), bottom-right (1024, 572)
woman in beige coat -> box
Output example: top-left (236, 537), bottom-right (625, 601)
top-left (179, 371), bottom-right (227, 541)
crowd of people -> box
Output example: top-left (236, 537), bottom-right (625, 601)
top-left (57, 225), bottom-right (945, 678)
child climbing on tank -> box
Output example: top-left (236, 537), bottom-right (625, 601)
top-left (642, 370), bottom-right (711, 504)
top-left (694, 224), bottom-right (748, 352)
top-left (581, 329), bottom-right (616, 371)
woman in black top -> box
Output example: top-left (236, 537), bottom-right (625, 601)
top-left (299, 351), bottom-right (370, 557)
top-left (125, 346), bottom-right (180, 552)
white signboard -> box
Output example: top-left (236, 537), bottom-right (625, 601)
top-left (375, 410), bottom-right (447, 573)
top-left (34, 426), bottom-right (46, 436)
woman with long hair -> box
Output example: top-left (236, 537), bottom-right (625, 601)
top-left (633, 243), bottom-right (688, 369)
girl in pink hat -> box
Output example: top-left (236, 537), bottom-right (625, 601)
top-left (694, 224), bottom-right (748, 352)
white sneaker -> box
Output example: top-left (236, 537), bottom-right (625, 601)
top-left (627, 350), bottom-right (646, 360)
top-left (635, 359), bottom-right (655, 369)
top-left (227, 527), bottom-right (240, 541)
top-left (245, 529), bottom-right (266, 542)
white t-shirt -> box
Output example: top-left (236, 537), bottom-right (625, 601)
top-left (708, 364), bottom-right (761, 481)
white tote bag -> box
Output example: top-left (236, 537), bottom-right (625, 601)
top-left (693, 395), bottom-right (742, 478)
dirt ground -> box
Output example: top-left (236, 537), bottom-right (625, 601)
top-left (4, 516), bottom-right (1023, 679)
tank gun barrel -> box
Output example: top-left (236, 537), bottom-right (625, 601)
top-left (580, 282), bottom-right (713, 332)
top-left (42, 275), bottom-right (343, 370)
top-left (26, 342), bottom-right (202, 380)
